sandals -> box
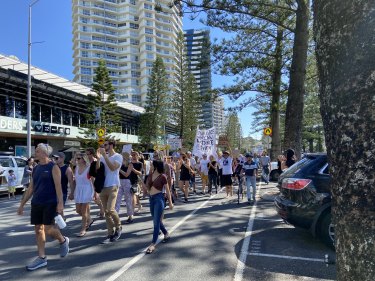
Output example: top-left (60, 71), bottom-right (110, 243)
top-left (162, 236), bottom-right (170, 243)
top-left (146, 246), bottom-right (155, 254)
top-left (77, 231), bottom-right (86, 237)
top-left (86, 219), bottom-right (95, 231)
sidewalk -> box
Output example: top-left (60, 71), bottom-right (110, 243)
top-left (260, 182), bottom-right (280, 202)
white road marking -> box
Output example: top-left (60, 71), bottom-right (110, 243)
top-left (105, 187), bottom-right (225, 281)
top-left (233, 182), bottom-right (261, 281)
top-left (247, 252), bottom-right (326, 263)
top-left (254, 217), bottom-right (283, 222)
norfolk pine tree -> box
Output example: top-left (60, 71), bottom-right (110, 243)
top-left (315, 1), bottom-right (375, 280)
top-left (139, 56), bottom-right (169, 148)
top-left (80, 59), bottom-right (121, 147)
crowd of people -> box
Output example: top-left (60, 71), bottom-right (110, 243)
top-left (16, 141), bottom-right (295, 271)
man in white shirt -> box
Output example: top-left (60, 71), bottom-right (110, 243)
top-left (199, 154), bottom-right (210, 194)
top-left (221, 151), bottom-right (233, 197)
top-left (98, 140), bottom-right (123, 244)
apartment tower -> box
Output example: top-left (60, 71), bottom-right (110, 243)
top-left (184, 29), bottom-right (213, 128)
top-left (72, 0), bottom-right (183, 105)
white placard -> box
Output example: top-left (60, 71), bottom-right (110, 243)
top-left (122, 144), bottom-right (132, 153)
top-left (167, 138), bottom-right (182, 150)
top-left (192, 127), bottom-right (217, 159)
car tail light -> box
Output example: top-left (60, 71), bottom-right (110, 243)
top-left (281, 178), bottom-right (312, 190)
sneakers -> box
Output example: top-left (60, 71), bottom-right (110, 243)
top-left (101, 235), bottom-right (113, 244)
top-left (60, 236), bottom-right (69, 257)
top-left (26, 256), bottom-right (47, 271)
top-left (110, 227), bottom-right (122, 242)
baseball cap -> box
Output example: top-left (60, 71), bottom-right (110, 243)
top-left (245, 153), bottom-right (253, 158)
top-left (52, 152), bottom-right (65, 159)
top-left (223, 151), bottom-right (229, 155)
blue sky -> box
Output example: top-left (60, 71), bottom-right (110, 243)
top-left (0, 0), bottom-right (259, 138)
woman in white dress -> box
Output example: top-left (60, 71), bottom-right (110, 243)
top-left (71, 153), bottom-right (94, 237)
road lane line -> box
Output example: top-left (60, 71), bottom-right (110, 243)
top-left (247, 252), bottom-right (326, 263)
top-left (105, 187), bottom-right (225, 281)
top-left (233, 181), bottom-right (262, 281)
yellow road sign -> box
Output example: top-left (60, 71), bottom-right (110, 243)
top-left (263, 127), bottom-right (272, 136)
top-left (97, 128), bottom-right (106, 137)
top-left (98, 137), bottom-right (105, 145)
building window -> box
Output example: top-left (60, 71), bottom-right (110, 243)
top-left (62, 110), bottom-right (71, 125)
top-left (41, 105), bottom-right (51, 123)
top-left (145, 28), bottom-right (153, 34)
top-left (14, 100), bottom-right (27, 119)
top-left (31, 104), bottom-right (40, 122)
top-left (132, 95), bottom-right (141, 103)
top-left (81, 67), bottom-right (91, 75)
top-left (129, 23), bottom-right (139, 29)
top-left (146, 44), bottom-right (152, 51)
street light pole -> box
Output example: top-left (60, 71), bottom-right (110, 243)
top-left (27, 0), bottom-right (40, 158)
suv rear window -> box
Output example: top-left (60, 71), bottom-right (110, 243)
top-left (281, 156), bottom-right (317, 177)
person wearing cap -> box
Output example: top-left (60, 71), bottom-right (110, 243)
top-left (242, 153), bottom-right (258, 204)
top-left (199, 154), bottom-right (210, 195)
top-left (53, 152), bottom-right (74, 209)
top-left (221, 151), bottom-right (234, 197)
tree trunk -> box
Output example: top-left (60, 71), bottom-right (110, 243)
top-left (283, 0), bottom-right (310, 159)
top-left (270, 26), bottom-right (284, 161)
top-left (314, 1), bottom-right (375, 280)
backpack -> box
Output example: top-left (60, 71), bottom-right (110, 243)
top-left (94, 162), bottom-right (105, 193)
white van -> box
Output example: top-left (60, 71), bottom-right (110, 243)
top-left (0, 156), bottom-right (27, 193)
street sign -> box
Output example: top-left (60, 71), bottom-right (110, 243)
top-left (98, 138), bottom-right (105, 146)
top-left (97, 128), bottom-right (106, 138)
top-left (263, 127), bottom-right (272, 136)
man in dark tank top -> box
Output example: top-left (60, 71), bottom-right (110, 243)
top-left (17, 143), bottom-right (70, 271)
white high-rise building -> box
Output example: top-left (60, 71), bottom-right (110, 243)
top-left (72, 0), bottom-right (183, 106)
top-left (213, 96), bottom-right (225, 135)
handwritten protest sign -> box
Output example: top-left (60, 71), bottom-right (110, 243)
top-left (122, 144), bottom-right (132, 154)
top-left (192, 127), bottom-right (217, 159)
top-left (167, 138), bottom-right (182, 151)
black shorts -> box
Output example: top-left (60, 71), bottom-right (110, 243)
top-left (30, 203), bottom-right (57, 225)
top-left (221, 175), bottom-right (233, 187)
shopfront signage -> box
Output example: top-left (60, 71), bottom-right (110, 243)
top-left (0, 118), bottom-right (24, 131)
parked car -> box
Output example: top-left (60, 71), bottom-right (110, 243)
top-left (274, 153), bottom-right (334, 248)
top-left (0, 156), bottom-right (28, 193)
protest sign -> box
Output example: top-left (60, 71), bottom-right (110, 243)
top-left (122, 144), bottom-right (132, 154)
top-left (167, 138), bottom-right (182, 151)
top-left (192, 127), bottom-right (217, 158)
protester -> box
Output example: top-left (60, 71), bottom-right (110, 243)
top-left (17, 143), bottom-right (69, 271)
top-left (145, 160), bottom-right (173, 254)
top-left (128, 151), bottom-right (143, 213)
top-left (97, 140), bottom-right (123, 244)
top-left (208, 155), bottom-right (218, 195)
top-left (186, 152), bottom-right (196, 193)
top-left (53, 152), bottom-right (74, 209)
top-left (282, 149), bottom-right (296, 170)
top-left (259, 151), bottom-right (271, 184)
top-left (217, 152), bottom-right (223, 187)
top-left (242, 153), bottom-right (258, 204)
top-left (199, 154), bottom-right (210, 195)
top-left (116, 152), bottom-right (134, 223)
top-left (70, 153), bottom-right (94, 237)
top-left (221, 151), bottom-right (233, 197)
top-left (178, 153), bottom-right (191, 203)
top-left (21, 157), bottom-right (34, 190)
top-left (7, 169), bottom-right (17, 199)
top-left (85, 147), bottom-right (105, 219)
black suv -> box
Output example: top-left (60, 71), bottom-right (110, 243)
top-left (274, 153), bottom-right (334, 248)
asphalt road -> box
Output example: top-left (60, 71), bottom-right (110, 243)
top-left (0, 179), bottom-right (336, 281)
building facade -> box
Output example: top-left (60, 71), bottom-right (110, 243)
top-left (0, 53), bottom-right (143, 157)
top-left (72, 0), bottom-right (183, 106)
top-left (213, 96), bottom-right (225, 135)
top-left (184, 28), bottom-right (213, 128)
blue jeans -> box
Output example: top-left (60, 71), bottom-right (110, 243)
top-left (149, 192), bottom-right (168, 244)
top-left (208, 173), bottom-right (217, 193)
top-left (245, 176), bottom-right (257, 201)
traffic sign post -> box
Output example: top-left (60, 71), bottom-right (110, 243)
top-left (263, 127), bottom-right (272, 136)
top-left (97, 128), bottom-right (106, 138)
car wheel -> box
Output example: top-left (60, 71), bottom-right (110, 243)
top-left (270, 170), bottom-right (280, 182)
top-left (318, 212), bottom-right (335, 249)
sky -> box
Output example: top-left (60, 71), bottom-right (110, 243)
top-left (0, 0), bottom-right (259, 138)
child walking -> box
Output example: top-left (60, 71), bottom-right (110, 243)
top-left (8, 170), bottom-right (17, 199)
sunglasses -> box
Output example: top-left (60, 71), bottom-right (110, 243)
top-left (76, 157), bottom-right (82, 160)
top-left (53, 157), bottom-right (59, 160)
